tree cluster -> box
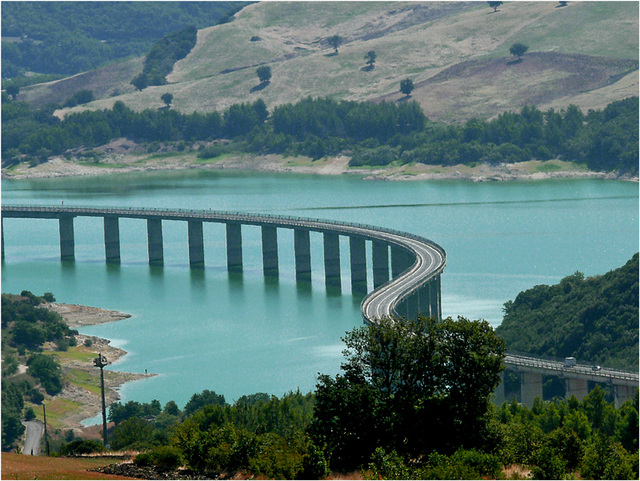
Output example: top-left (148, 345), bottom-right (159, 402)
top-left (497, 253), bottom-right (639, 370)
top-left (1, 2), bottom-right (247, 79)
top-left (310, 316), bottom-right (506, 470)
top-left (1, 292), bottom-right (72, 450)
top-left (131, 26), bottom-right (198, 90)
top-left (2, 93), bottom-right (637, 175)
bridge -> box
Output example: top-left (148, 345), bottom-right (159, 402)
top-left (1, 204), bottom-right (446, 322)
top-left (2, 204), bottom-right (637, 406)
top-left (500, 354), bottom-right (638, 408)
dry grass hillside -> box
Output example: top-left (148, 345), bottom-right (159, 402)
top-left (28, 1), bottom-right (638, 123)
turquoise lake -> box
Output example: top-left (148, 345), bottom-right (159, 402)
top-left (2, 171), bottom-right (638, 416)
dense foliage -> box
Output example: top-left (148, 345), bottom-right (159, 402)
top-left (2, 94), bottom-right (637, 174)
top-left (1, 2), bottom-right (247, 79)
top-left (1, 292), bottom-right (73, 450)
top-left (131, 26), bottom-right (198, 90)
top-left (310, 316), bottom-right (506, 470)
top-left (101, 317), bottom-right (636, 480)
top-left (496, 254), bottom-right (639, 370)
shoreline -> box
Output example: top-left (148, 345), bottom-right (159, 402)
top-left (44, 303), bottom-right (154, 434)
top-left (2, 153), bottom-right (637, 183)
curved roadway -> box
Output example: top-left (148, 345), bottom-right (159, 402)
top-left (1, 205), bottom-right (447, 324)
top-left (4, 205), bottom-right (636, 386)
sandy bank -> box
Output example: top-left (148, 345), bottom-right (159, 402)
top-left (3, 151), bottom-right (637, 183)
top-left (42, 303), bottom-right (152, 433)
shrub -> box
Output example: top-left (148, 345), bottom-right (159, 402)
top-left (134, 445), bottom-right (183, 470)
top-left (59, 439), bottom-right (105, 456)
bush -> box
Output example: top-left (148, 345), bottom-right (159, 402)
top-left (134, 445), bottom-right (183, 470)
top-left (59, 439), bottom-right (105, 456)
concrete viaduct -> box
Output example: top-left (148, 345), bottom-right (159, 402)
top-left (2, 205), bottom-right (637, 406)
top-left (1, 205), bottom-right (446, 322)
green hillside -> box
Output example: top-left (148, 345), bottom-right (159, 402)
top-left (496, 254), bottom-right (639, 371)
top-left (38, 1), bottom-right (638, 123)
top-left (1, 2), bottom-right (247, 79)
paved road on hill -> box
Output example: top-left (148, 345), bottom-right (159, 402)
top-left (21, 420), bottom-right (43, 455)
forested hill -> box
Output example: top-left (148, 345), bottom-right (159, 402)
top-left (496, 254), bottom-right (639, 371)
top-left (1, 2), bottom-right (247, 79)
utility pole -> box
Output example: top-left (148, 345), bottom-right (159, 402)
top-left (42, 404), bottom-right (50, 456)
top-left (93, 353), bottom-right (109, 449)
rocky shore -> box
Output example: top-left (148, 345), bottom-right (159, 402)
top-left (44, 303), bottom-right (153, 434)
top-left (2, 150), bottom-right (636, 183)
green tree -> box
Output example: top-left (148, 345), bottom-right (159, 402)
top-left (327, 35), bottom-right (342, 54)
top-left (256, 65), bottom-right (272, 84)
top-left (488, 1), bottom-right (503, 12)
top-left (111, 416), bottom-right (154, 450)
top-left (6, 84), bottom-right (19, 100)
top-left (161, 93), bottom-right (173, 108)
top-left (26, 353), bottom-right (63, 395)
top-left (183, 389), bottom-right (226, 417)
top-left (509, 42), bottom-right (529, 61)
top-left (364, 50), bottom-right (376, 69)
top-left (310, 316), bottom-right (506, 470)
top-left (400, 78), bottom-right (414, 96)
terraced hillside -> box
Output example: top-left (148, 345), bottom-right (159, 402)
top-left (23, 1), bottom-right (639, 123)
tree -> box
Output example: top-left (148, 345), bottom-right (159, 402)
top-left (400, 78), bottom-right (414, 97)
top-left (183, 389), bottom-right (226, 417)
top-left (488, 1), bottom-right (503, 12)
top-left (161, 93), bottom-right (173, 108)
top-left (310, 316), bottom-right (506, 470)
top-left (327, 35), bottom-right (342, 54)
top-left (6, 84), bottom-right (20, 100)
top-left (27, 353), bottom-right (64, 395)
top-left (365, 50), bottom-right (376, 69)
top-left (509, 43), bottom-right (529, 61)
top-left (256, 65), bottom-right (272, 84)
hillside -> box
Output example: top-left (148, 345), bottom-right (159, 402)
top-left (1, 1), bottom-right (246, 79)
top-left (496, 254), bottom-right (639, 371)
top-left (27, 1), bottom-right (638, 123)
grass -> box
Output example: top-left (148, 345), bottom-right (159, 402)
top-left (57, 1), bottom-right (636, 122)
top-left (1, 452), bottom-right (134, 480)
top-left (29, 398), bottom-right (82, 430)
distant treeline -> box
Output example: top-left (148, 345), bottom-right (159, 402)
top-left (497, 253), bottom-right (639, 370)
top-left (1, 94), bottom-right (637, 175)
top-left (1, 2), bottom-right (247, 79)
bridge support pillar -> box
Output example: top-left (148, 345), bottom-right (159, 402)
top-left (417, 284), bottom-right (431, 319)
top-left (294, 229), bottom-right (311, 283)
top-left (494, 372), bottom-right (507, 405)
top-left (1, 217), bottom-right (4, 259)
top-left (372, 241), bottom-right (389, 288)
top-left (147, 218), bottom-right (163, 265)
top-left (350, 236), bottom-right (367, 296)
top-left (615, 384), bottom-right (637, 408)
top-left (521, 371), bottom-right (543, 407)
top-left (404, 291), bottom-right (420, 320)
top-left (565, 378), bottom-right (589, 402)
top-left (261, 226), bottom-right (278, 276)
top-left (59, 216), bottom-right (75, 261)
top-left (429, 275), bottom-right (441, 320)
top-left (391, 245), bottom-right (412, 277)
top-left (226, 223), bottom-right (243, 272)
top-left (323, 233), bottom-right (341, 290)
top-left (104, 216), bottom-right (120, 263)
top-left (188, 220), bottom-right (204, 267)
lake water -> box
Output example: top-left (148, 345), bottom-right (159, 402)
top-left (2, 171), bottom-right (638, 415)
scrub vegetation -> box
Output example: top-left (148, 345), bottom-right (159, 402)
top-left (3, 282), bottom-right (638, 478)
